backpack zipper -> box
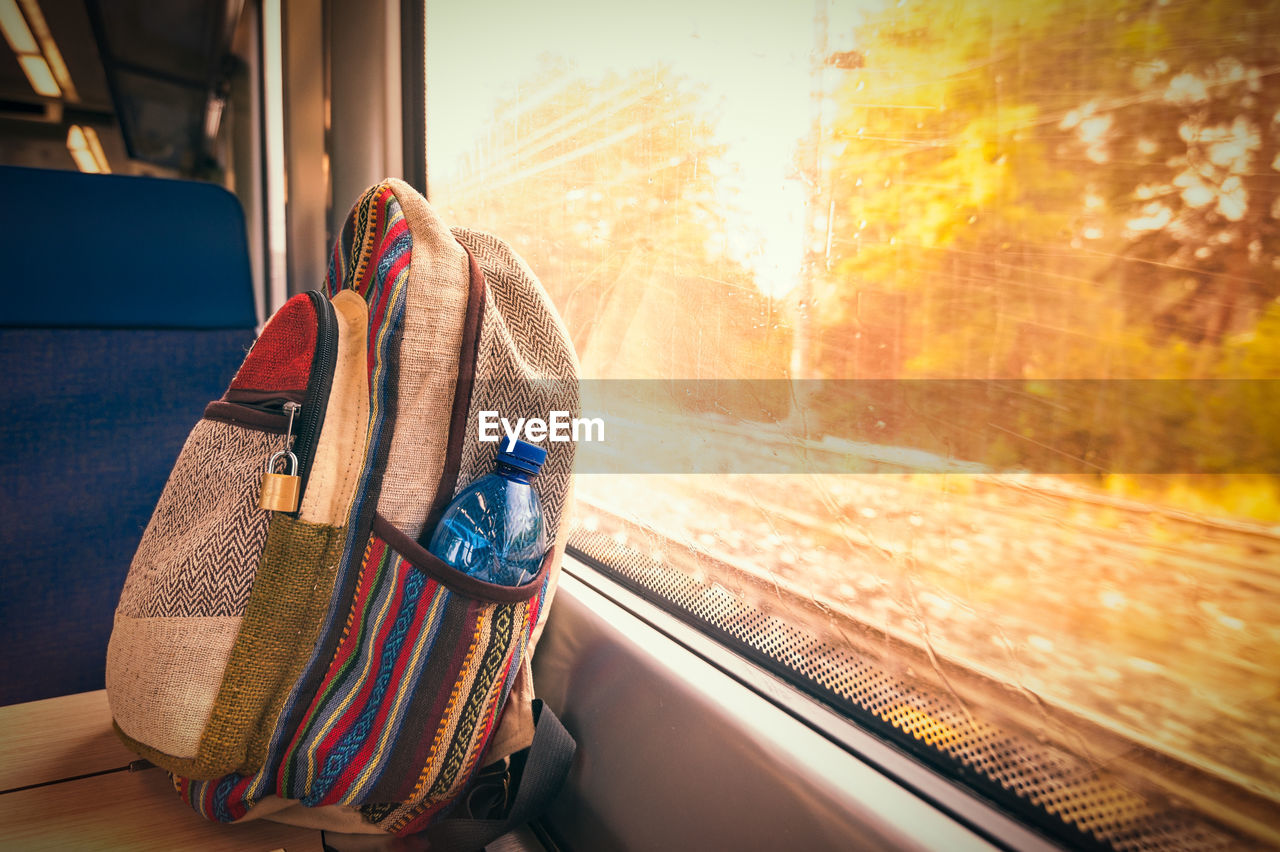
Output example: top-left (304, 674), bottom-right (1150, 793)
top-left (289, 290), bottom-right (339, 514)
top-left (208, 290), bottom-right (339, 514)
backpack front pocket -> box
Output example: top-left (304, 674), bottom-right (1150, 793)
top-left (106, 423), bottom-right (350, 779)
top-left (274, 512), bottom-right (550, 833)
top-left (106, 416), bottom-right (285, 764)
top-left (107, 291), bottom-right (348, 776)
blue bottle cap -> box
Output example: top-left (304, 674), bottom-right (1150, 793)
top-left (498, 437), bottom-right (547, 476)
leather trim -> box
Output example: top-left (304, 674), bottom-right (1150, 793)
top-left (203, 401), bottom-right (288, 433)
top-left (224, 388), bottom-right (307, 406)
top-left (372, 512), bottom-right (550, 603)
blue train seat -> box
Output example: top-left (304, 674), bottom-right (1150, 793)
top-left (0, 166), bottom-right (258, 706)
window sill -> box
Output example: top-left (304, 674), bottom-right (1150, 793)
top-left (532, 560), bottom-right (1055, 851)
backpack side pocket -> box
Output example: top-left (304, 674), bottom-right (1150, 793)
top-left (273, 513), bottom-right (549, 826)
top-left (106, 417), bottom-right (279, 761)
top-left (183, 289), bottom-right (372, 778)
top-left (107, 291), bottom-right (366, 778)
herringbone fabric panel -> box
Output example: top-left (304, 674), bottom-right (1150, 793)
top-left (450, 228), bottom-right (579, 546)
top-left (119, 419), bottom-right (277, 619)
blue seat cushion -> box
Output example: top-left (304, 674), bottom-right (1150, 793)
top-left (0, 327), bottom-right (254, 706)
top-left (0, 166), bottom-right (257, 330)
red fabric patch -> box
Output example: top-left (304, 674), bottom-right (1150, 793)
top-left (229, 293), bottom-right (317, 393)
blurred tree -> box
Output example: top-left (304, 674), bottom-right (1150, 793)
top-left (815, 0), bottom-right (1279, 379)
top-left (1087, 0), bottom-right (1280, 356)
top-left (433, 59), bottom-right (790, 384)
top-left (808, 0), bottom-right (1279, 479)
top-left (815, 0), bottom-right (1104, 380)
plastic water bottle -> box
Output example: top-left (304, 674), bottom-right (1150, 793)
top-left (427, 437), bottom-right (548, 586)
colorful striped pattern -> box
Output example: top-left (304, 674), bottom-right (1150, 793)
top-left (180, 537), bottom-right (542, 827)
top-left (282, 531), bottom-right (540, 810)
top-left (176, 183), bottom-right (547, 836)
top-left (327, 184), bottom-right (412, 388)
top-left (180, 183), bottom-right (416, 823)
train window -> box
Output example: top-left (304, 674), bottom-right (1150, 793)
top-left (424, 1), bottom-right (1279, 849)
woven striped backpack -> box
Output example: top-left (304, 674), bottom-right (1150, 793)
top-left (105, 179), bottom-right (578, 846)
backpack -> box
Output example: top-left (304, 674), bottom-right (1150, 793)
top-left (105, 179), bottom-right (578, 846)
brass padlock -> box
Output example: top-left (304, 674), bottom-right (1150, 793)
top-left (260, 449), bottom-right (300, 512)
top-left (259, 400), bottom-right (302, 513)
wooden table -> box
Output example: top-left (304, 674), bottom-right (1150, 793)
top-left (0, 690), bottom-right (323, 851)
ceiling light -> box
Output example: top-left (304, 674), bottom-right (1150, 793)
top-left (0, 0), bottom-right (37, 54)
top-left (203, 96), bottom-right (225, 140)
top-left (18, 0), bottom-right (75, 100)
top-left (67, 125), bottom-right (97, 172)
top-left (68, 146), bottom-right (98, 174)
top-left (1, 0), bottom-right (71, 100)
top-left (84, 125), bottom-right (109, 173)
top-left (67, 124), bottom-right (110, 174)
top-left (18, 53), bottom-right (59, 97)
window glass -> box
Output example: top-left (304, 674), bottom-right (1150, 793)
top-left (426, 1), bottom-right (1279, 847)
